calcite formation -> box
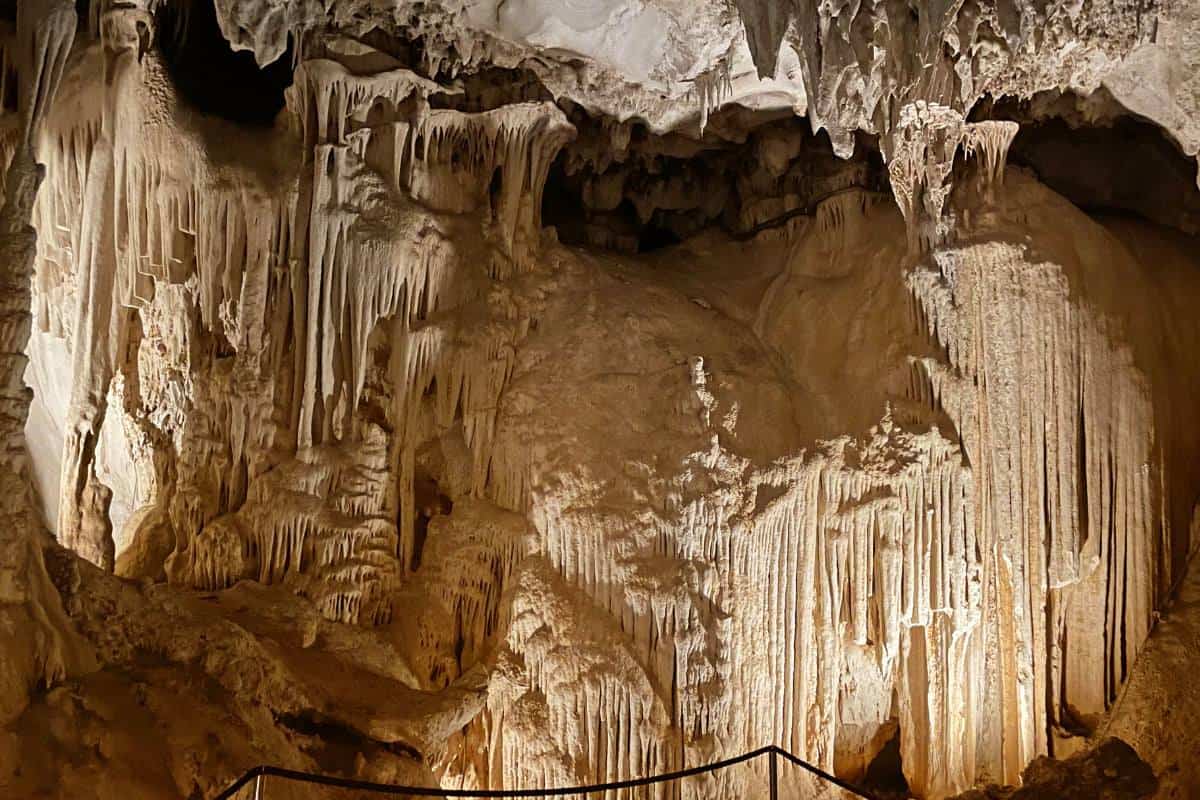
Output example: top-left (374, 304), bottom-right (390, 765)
top-left (1, 1), bottom-right (1199, 799)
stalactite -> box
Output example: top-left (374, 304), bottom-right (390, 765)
top-left (56, 4), bottom-right (157, 570)
top-left (12, 7), bottom-right (1199, 799)
top-left (904, 189), bottom-right (1200, 788)
top-left (885, 101), bottom-right (966, 252)
top-left (692, 58), bottom-right (733, 135)
top-left (25, 35), bottom-right (575, 626)
top-left (961, 121), bottom-right (1019, 199)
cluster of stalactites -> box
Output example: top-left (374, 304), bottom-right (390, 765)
top-left (31, 84), bottom-right (297, 565)
top-left (158, 43), bottom-right (571, 621)
top-left (488, 558), bottom-right (680, 797)
top-left (389, 309), bottom-right (533, 573)
top-left (906, 234), bottom-right (1179, 787)
top-left (106, 163), bottom-right (292, 350)
top-left (961, 120), bottom-right (1019, 197)
top-left (692, 57), bottom-right (734, 134)
top-left (811, 186), bottom-right (882, 250)
top-left (400, 104), bottom-right (575, 271)
top-left (286, 52), bottom-right (573, 452)
top-left (287, 58), bottom-right (448, 153)
top-left (23, 21), bottom-right (297, 497)
top-left (158, 41), bottom-right (577, 624)
top-left (492, 381), bottom-right (982, 797)
top-left (287, 56), bottom-right (575, 274)
top-left (14, 18), bottom-right (583, 636)
top-left (294, 139), bottom-right (456, 449)
top-left (885, 101), bottom-right (969, 252)
top-left (405, 500), bottom-right (529, 691)
top-left (169, 421), bottom-right (400, 625)
top-left (280, 48), bottom-right (576, 620)
top-left (31, 116), bottom-right (101, 340)
top-left (719, 419), bottom-right (981, 797)
top-left (885, 104), bottom-right (1020, 252)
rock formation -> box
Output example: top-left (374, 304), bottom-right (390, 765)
top-left (1, 1), bottom-right (1199, 799)
top-left (950, 737), bottom-right (1158, 800)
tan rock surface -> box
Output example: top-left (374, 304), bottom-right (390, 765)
top-left (0, 2), bottom-right (1198, 799)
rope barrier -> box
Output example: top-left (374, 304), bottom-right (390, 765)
top-left (212, 745), bottom-right (878, 800)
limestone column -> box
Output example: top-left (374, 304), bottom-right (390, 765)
top-left (0, 0), bottom-right (90, 726)
top-left (58, 2), bottom-right (153, 569)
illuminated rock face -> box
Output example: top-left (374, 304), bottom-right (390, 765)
top-left (1, 2), bottom-right (1199, 799)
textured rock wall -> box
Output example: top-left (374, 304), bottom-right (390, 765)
top-left (1, 2), bottom-right (1199, 799)
top-left (0, 0), bottom-right (92, 731)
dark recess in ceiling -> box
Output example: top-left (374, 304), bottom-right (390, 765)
top-left (156, 0), bottom-right (293, 127)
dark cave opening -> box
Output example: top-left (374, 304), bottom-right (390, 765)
top-left (155, 0), bottom-right (292, 127)
top-left (540, 109), bottom-right (888, 255)
top-left (637, 213), bottom-right (685, 252)
top-left (429, 65), bottom-right (556, 112)
top-left (411, 469), bottom-right (453, 571)
top-left (540, 153), bottom-right (588, 245)
top-left (0, 1), bottom-right (16, 113)
top-left (540, 164), bottom-right (685, 254)
top-left (488, 167), bottom-right (504, 224)
top-left (275, 711), bottom-right (422, 775)
top-left (862, 725), bottom-right (911, 798)
top-left (976, 92), bottom-right (1200, 235)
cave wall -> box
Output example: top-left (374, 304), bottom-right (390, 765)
top-left (1, 1), bottom-right (1199, 799)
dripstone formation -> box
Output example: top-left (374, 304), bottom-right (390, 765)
top-left (1, 1), bottom-right (1198, 798)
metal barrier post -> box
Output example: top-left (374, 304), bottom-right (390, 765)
top-left (252, 773), bottom-right (263, 800)
top-left (769, 748), bottom-right (778, 800)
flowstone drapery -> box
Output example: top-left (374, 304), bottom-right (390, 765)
top-left (2, 2), bottom-right (1199, 799)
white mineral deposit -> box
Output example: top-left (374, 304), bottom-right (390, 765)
top-left (0, 1), bottom-right (1198, 798)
